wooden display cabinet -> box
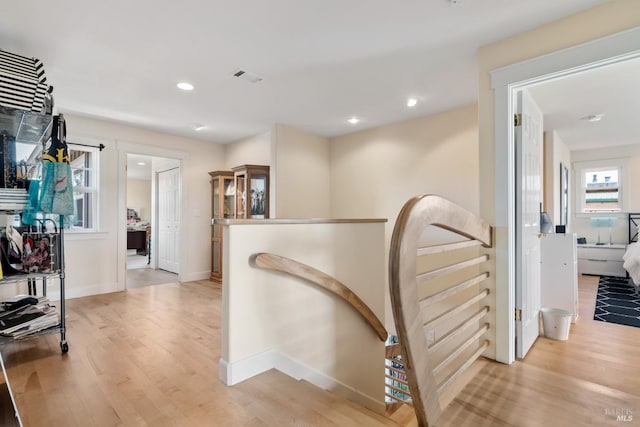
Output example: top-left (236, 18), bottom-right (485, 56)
top-left (232, 164), bottom-right (270, 219)
top-left (209, 171), bottom-right (235, 283)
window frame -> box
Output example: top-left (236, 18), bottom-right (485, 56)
top-left (68, 143), bottom-right (100, 233)
top-left (574, 158), bottom-right (628, 216)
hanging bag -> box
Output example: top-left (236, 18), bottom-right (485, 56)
top-left (38, 114), bottom-right (74, 216)
top-left (22, 161), bottom-right (42, 226)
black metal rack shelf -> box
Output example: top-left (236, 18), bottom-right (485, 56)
top-left (0, 105), bottom-right (68, 354)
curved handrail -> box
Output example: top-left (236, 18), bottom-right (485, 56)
top-left (389, 194), bottom-right (493, 426)
top-left (250, 252), bottom-right (388, 342)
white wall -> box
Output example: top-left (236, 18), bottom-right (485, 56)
top-left (223, 125), bottom-right (332, 219)
top-left (274, 124), bottom-right (331, 218)
top-left (479, 0), bottom-right (640, 225)
top-left (220, 219), bottom-right (386, 413)
top-left (224, 130), bottom-right (272, 169)
top-left (571, 144), bottom-right (640, 244)
top-left (330, 105), bottom-right (479, 331)
top-left (126, 178), bottom-right (151, 222)
top-left (35, 114), bottom-right (225, 299)
top-left (224, 130), bottom-right (275, 217)
top-left (477, 0), bottom-right (640, 362)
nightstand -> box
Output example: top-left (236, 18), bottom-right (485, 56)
top-left (577, 243), bottom-right (626, 277)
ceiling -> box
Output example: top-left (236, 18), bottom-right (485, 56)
top-left (0, 0), bottom-right (611, 145)
top-left (527, 56), bottom-right (640, 151)
top-left (127, 154), bottom-right (152, 180)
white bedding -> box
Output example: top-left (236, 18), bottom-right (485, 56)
top-left (623, 242), bottom-right (640, 287)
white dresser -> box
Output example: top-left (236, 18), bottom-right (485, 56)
top-left (577, 243), bottom-right (626, 277)
top-left (541, 233), bottom-right (578, 323)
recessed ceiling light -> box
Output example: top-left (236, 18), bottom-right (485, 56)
top-left (407, 97), bottom-right (418, 107)
top-left (137, 162), bottom-right (146, 166)
top-left (581, 114), bottom-right (604, 122)
top-left (348, 117), bottom-right (360, 125)
top-left (176, 82), bottom-right (194, 91)
top-left (194, 124), bottom-right (206, 131)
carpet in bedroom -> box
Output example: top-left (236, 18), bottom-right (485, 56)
top-left (594, 275), bottom-right (640, 328)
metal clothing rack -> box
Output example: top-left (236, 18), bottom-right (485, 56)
top-left (0, 107), bottom-right (69, 353)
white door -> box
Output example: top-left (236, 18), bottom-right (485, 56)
top-left (158, 167), bottom-right (180, 273)
top-left (515, 89), bottom-right (544, 359)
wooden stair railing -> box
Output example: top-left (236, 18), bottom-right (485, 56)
top-left (388, 194), bottom-right (493, 426)
top-left (250, 253), bottom-right (388, 342)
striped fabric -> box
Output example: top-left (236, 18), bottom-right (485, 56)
top-left (0, 50), bottom-right (49, 113)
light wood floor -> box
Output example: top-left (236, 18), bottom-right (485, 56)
top-left (125, 268), bottom-right (179, 289)
top-left (437, 274), bottom-right (640, 426)
top-left (126, 255), bottom-right (178, 289)
top-left (1, 275), bottom-right (639, 426)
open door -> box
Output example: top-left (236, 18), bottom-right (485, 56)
top-left (515, 89), bottom-right (544, 359)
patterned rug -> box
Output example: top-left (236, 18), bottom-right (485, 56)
top-left (594, 276), bottom-right (640, 328)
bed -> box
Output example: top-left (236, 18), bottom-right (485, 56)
top-left (622, 213), bottom-right (640, 293)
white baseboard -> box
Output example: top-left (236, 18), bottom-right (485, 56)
top-left (180, 271), bottom-right (210, 283)
top-left (220, 350), bottom-right (384, 414)
top-left (219, 349), bottom-right (279, 386)
top-left (42, 270), bottom-right (211, 301)
top-left (46, 281), bottom-right (122, 301)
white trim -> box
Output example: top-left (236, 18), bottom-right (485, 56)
top-left (219, 350), bottom-right (279, 386)
top-left (116, 141), bottom-right (190, 161)
top-left (46, 280), bottom-right (122, 301)
top-left (64, 231), bottom-right (108, 241)
top-left (491, 27), bottom-right (640, 364)
top-left (219, 350), bottom-right (385, 414)
top-left (67, 141), bottom-right (101, 233)
top-left (179, 271), bottom-right (210, 283)
top-left (574, 158), bottom-right (628, 216)
top-left (491, 27), bottom-right (640, 89)
top-left (492, 85), bottom-right (514, 364)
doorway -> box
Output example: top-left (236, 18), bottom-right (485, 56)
top-left (491, 28), bottom-right (640, 364)
top-left (125, 153), bottom-right (180, 288)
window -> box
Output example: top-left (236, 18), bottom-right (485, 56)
top-left (69, 145), bottom-right (99, 231)
top-left (15, 141), bottom-right (100, 232)
top-left (575, 159), bottom-right (626, 214)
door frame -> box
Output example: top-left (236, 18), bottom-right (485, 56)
top-left (490, 27), bottom-right (640, 364)
top-left (117, 142), bottom-right (188, 290)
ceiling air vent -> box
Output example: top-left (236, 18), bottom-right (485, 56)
top-left (232, 68), bottom-right (263, 83)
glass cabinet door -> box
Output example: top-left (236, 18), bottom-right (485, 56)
top-left (223, 177), bottom-right (235, 218)
top-left (249, 173), bottom-right (267, 218)
top-left (212, 179), bottom-right (220, 219)
top-left (235, 175), bottom-right (246, 218)
top-left (232, 164), bottom-right (270, 219)
top-left (212, 240), bottom-right (220, 274)
top-left (209, 171), bottom-right (233, 284)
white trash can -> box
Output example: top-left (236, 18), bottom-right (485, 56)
top-left (540, 307), bottom-right (571, 341)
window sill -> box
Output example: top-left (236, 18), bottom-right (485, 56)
top-left (64, 231), bottom-right (108, 241)
top-left (575, 212), bottom-right (627, 218)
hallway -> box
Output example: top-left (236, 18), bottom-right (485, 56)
top-left (126, 253), bottom-right (178, 289)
